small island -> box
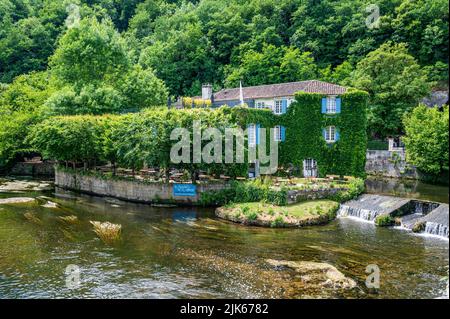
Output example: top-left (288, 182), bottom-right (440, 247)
top-left (216, 200), bottom-right (339, 228)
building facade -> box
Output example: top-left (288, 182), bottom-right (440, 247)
top-left (181, 80), bottom-right (367, 178)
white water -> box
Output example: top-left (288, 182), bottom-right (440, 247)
top-left (424, 222), bottom-right (449, 239)
top-left (337, 205), bottom-right (380, 221)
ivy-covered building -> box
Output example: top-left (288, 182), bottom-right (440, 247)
top-left (190, 80), bottom-right (368, 178)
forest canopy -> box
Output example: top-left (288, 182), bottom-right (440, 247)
top-left (0, 0), bottom-right (448, 167)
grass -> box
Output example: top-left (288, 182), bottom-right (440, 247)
top-left (219, 200), bottom-right (339, 227)
top-left (233, 200), bottom-right (338, 218)
top-left (58, 215), bottom-right (79, 224)
top-left (90, 221), bottom-right (122, 245)
top-left (23, 212), bottom-right (43, 225)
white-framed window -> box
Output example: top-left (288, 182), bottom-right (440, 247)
top-left (248, 124), bottom-right (256, 146)
top-left (256, 101), bottom-right (266, 109)
top-left (274, 100), bottom-right (283, 115)
top-left (303, 158), bottom-right (318, 178)
top-left (325, 126), bottom-right (336, 143)
top-left (326, 96), bottom-right (336, 114)
top-left (274, 125), bottom-right (282, 142)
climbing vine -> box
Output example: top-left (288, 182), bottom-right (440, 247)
top-left (278, 90), bottom-right (369, 177)
top-left (28, 91), bottom-right (368, 178)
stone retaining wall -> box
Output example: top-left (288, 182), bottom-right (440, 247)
top-left (55, 169), bottom-right (228, 205)
top-left (287, 188), bottom-right (345, 204)
top-left (9, 162), bottom-right (55, 176)
top-left (365, 150), bottom-right (419, 179)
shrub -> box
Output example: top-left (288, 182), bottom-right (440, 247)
top-left (271, 216), bottom-right (285, 228)
top-left (246, 211), bottom-right (258, 221)
top-left (199, 180), bottom-right (288, 206)
top-left (375, 215), bottom-right (394, 227)
top-left (90, 221), bottom-right (122, 244)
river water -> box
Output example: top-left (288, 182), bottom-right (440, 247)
top-left (0, 178), bottom-right (448, 299)
top-left (365, 176), bottom-right (449, 204)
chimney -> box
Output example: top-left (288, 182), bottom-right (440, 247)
top-left (202, 83), bottom-right (213, 100)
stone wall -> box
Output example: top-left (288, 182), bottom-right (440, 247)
top-left (287, 188), bottom-right (345, 204)
top-left (365, 150), bottom-right (419, 179)
top-left (55, 169), bottom-right (228, 205)
top-left (9, 162), bottom-right (55, 177)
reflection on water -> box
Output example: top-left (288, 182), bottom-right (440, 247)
top-left (0, 182), bottom-right (448, 299)
top-left (365, 176), bottom-right (449, 204)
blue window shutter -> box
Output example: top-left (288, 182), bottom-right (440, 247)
top-left (335, 128), bottom-right (340, 142)
top-left (281, 126), bottom-right (286, 142)
top-left (282, 99), bottom-right (287, 114)
top-left (336, 97), bottom-right (341, 113)
top-left (256, 124), bottom-right (260, 145)
top-left (321, 98), bottom-right (327, 113)
top-left (322, 128), bottom-right (327, 140)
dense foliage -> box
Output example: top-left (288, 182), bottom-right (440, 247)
top-left (27, 91), bottom-right (367, 179)
top-left (0, 0), bottom-right (448, 168)
top-left (351, 42), bottom-right (432, 137)
top-left (280, 91), bottom-right (369, 178)
top-left (403, 105), bottom-right (449, 176)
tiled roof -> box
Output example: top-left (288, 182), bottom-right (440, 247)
top-left (213, 80), bottom-right (347, 101)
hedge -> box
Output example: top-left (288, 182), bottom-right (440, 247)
top-left (28, 91), bottom-right (368, 179)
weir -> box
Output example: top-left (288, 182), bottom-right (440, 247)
top-left (338, 195), bottom-right (449, 239)
top-left (338, 194), bottom-right (410, 221)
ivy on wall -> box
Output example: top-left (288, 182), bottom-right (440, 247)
top-left (28, 91), bottom-right (368, 179)
top-left (277, 90), bottom-right (369, 177)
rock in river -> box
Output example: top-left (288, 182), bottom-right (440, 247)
top-left (266, 259), bottom-right (356, 290)
top-left (0, 197), bottom-right (35, 204)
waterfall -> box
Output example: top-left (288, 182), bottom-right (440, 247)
top-left (424, 222), bottom-right (449, 238)
top-left (338, 205), bottom-right (380, 221)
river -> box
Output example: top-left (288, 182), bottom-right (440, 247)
top-left (0, 177), bottom-right (448, 299)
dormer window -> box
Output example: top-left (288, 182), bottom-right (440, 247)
top-left (256, 101), bottom-right (266, 109)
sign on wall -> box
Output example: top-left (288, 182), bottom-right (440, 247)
top-left (173, 184), bottom-right (197, 197)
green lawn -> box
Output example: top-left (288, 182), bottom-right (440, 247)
top-left (231, 200), bottom-right (338, 218)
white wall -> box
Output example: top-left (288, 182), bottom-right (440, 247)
top-left (254, 96), bottom-right (294, 113)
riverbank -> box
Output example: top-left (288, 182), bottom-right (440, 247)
top-left (0, 179), bottom-right (447, 298)
top-left (216, 200), bottom-right (339, 227)
top-left (53, 166), bottom-right (365, 207)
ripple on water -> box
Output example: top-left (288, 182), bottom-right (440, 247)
top-left (0, 180), bottom-right (448, 299)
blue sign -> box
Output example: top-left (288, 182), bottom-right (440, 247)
top-left (173, 184), bottom-right (197, 197)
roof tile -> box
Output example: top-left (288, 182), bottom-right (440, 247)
top-left (213, 80), bottom-right (347, 101)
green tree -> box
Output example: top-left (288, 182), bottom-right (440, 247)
top-left (0, 71), bottom-right (52, 114)
top-left (225, 45), bottom-right (318, 87)
top-left (403, 104), bottom-right (449, 176)
top-left (120, 65), bottom-right (168, 110)
top-left (47, 16), bottom-right (167, 114)
top-left (49, 16), bottom-right (131, 89)
top-left (0, 17), bottom-right (55, 83)
top-left (0, 71), bottom-right (52, 167)
top-left (280, 49), bottom-right (318, 82)
top-left (28, 115), bottom-right (103, 168)
top-left (351, 42), bottom-right (432, 137)
top-left (139, 23), bottom-right (215, 96)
